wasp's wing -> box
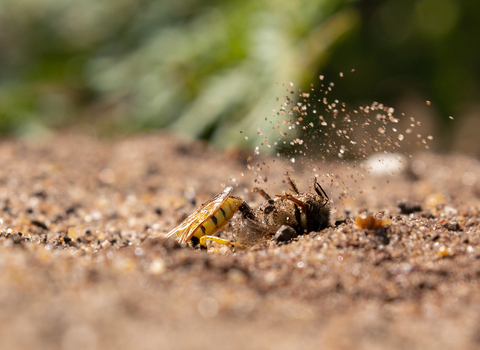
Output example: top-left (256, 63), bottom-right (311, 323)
top-left (165, 187), bottom-right (233, 243)
top-left (232, 217), bottom-right (277, 248)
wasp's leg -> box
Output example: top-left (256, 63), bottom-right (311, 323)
top-left (313, 178), bottom-right (329, 207)
top-left (200, 235), bottom-right (234, 247)
top-left (252, 187), bottom-right (271, 200)
top-left (276, 194), bottom-right (307, 209)
top-left (285, 172), bottom-right (300, 194)
top-left (200, 235), bottom-right (246, 249)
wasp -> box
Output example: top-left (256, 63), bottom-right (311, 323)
top-left (165, 187), bottom-right (254, 248)
top-left (166, 174), bottom-right (330, 248)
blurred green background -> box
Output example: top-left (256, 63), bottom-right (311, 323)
top-left (1, 0), bottom-right (479, 154)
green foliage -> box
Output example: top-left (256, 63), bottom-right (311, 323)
top-left (0, 0), bottom-right (357, 144)
top-left (0, 0), bottom-right (479, 151)
top-left (322, 0), bottom-right (480, 127)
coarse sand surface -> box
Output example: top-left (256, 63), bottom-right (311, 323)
top-left (1, 132), bottom-right (480, 350)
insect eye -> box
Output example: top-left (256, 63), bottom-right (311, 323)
top-left (268, 199), bottom-right (274, 205)
top-left (264, 205), bottom-right (274, 215)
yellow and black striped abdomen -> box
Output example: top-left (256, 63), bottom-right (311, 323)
top-left (192, 197), bottom-right (242, 241)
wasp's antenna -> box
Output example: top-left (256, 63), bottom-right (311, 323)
top-left (252, 187), bottom-right (271, 200)
top-left (285, 172), bottom-right (299, 194)
top-left (313, 178), bottom-right (329, 207)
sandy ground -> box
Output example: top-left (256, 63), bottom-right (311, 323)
top-left (1, 131), bottom-right (480, 350)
